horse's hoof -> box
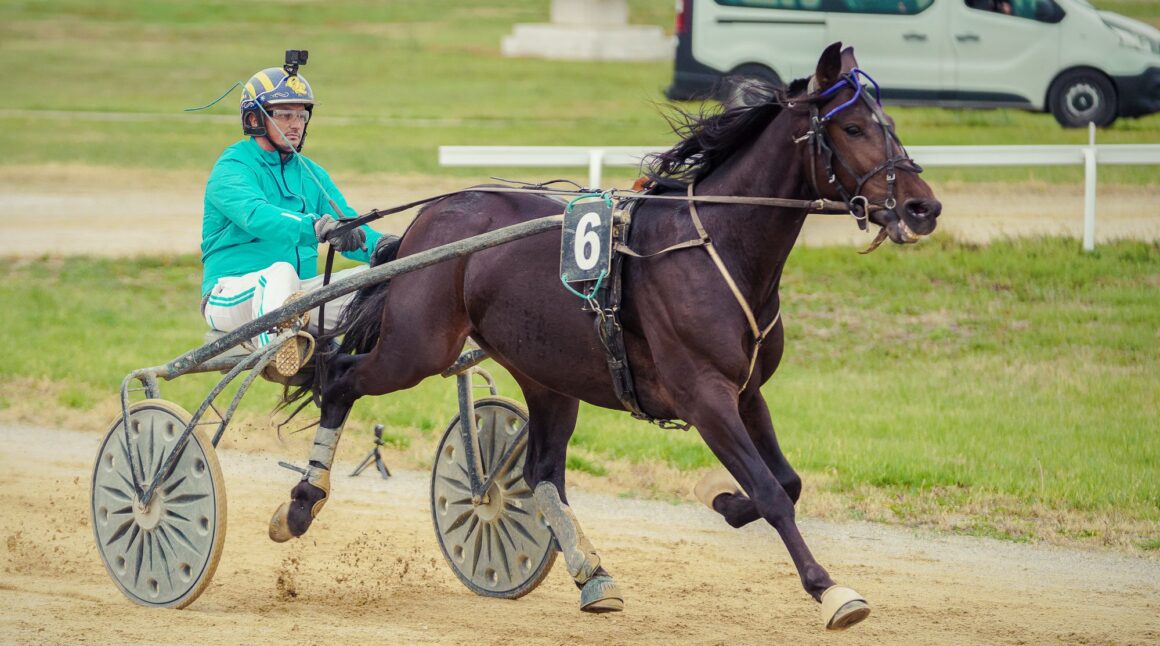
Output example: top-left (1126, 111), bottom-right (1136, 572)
top-left (579, 575), bottom-right (624, 613)
top-left (820, 585), bottom-right (870, 630)
top-left (693, 469), bottom-right (742, 509)
top-left (268, 502), bottom-right (295, 543)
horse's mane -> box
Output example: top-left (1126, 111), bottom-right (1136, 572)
top-left (646, 77), bottom-right (809, 188)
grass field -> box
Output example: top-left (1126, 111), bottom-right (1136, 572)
top-left (1, 0), bottom-right (1158, 185)
top-left (1, 239), bottom-right (1156, 551)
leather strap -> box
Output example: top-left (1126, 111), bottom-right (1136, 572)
top-left (686, 184), bottom-right (781, 392)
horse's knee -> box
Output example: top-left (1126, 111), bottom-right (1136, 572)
top-left (752, 487), bottom-right (797, 527)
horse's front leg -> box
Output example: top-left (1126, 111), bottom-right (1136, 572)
top-left (518, 383), bottom-right (624, 613)
top-left (268, 353), bottom-right (363, 542)
top-left (684, 379), bottom-right (869, 631)
top-left (695, 388), bottom-right (801, 528)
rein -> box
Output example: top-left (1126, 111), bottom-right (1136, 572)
top-left (329, 185), bottom-right (852, 238)
top-left (314, 73), bottom-right (915, 399)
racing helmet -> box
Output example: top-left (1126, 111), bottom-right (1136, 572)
top-left (239, 66), bottom-right (315, 141)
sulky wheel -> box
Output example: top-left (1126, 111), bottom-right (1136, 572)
top-left (431, 396), bottom-right (556, 599)
top-left (90, 399), bottom-right (226, 609)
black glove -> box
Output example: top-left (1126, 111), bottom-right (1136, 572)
top-left (314, 215), bottom-right (366, 252)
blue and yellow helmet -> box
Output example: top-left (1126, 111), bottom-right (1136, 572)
top-left (240, 67), bottom-right (315, 138)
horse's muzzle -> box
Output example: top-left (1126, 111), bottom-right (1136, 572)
top-left (903, 197), bottom-right (941, 236)
top-left (870, 197), bottom-right (940, 245)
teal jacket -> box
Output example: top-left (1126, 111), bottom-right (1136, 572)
top-left (200, 138), bottom-right (382, 295)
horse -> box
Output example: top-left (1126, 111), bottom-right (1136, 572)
top-left (271, 42), bottom-right (941, 630)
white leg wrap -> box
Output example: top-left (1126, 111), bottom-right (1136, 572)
top-left (309, 425), bottom-right (344, 470)
top-left (533, 482), bottom-right (601, 584)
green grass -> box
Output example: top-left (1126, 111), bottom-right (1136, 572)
top-left (2, 239), bottom-right (1156, 531)
top-left (1, 0), bottom-right (1158, 185)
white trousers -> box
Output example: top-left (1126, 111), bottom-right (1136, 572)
top-left (203, 262), bottom-right (366, 347)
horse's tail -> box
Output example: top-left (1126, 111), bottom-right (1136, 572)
top-left (277, 235), bottom-right (402, 421)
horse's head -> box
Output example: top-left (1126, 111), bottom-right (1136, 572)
top-left (802, 43), bottom-right (941, 247)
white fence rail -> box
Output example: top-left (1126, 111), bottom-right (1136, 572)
top-left (439, 142), bottom-right (1160, 251)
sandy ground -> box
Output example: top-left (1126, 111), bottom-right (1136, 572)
top-left (0, 165), bottom-right (1157, 254)
top-left (1, 423), bottom-right (1158, 644)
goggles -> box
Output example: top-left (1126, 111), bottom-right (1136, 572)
top-left (268, 109), bottom-right (311, 124)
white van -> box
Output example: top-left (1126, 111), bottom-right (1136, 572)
top-left (665, 0), bottom-right (1160, 127)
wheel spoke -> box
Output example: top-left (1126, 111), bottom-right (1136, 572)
top-left (432, 400), bottom-right (554, 598)
top-left (92, 402), bottom-right (224, 608)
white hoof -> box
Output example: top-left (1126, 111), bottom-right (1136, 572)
top-left (692, 469), bottom-right (742, 509)
top-left (268, 502), bottom-right (294, 543)
top-left (820, 585), bottom-right (870, 630)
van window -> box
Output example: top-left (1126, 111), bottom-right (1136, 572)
top-left (715, 0), bottom-right (824, 9)
top-left (963, 0), bottom-right (1065, 23)
top-left (715, 0), bottom-right (933, 14)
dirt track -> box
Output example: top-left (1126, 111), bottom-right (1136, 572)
top-left (2, 424), bottom-right (1158, 644)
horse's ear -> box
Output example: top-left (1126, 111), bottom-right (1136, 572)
top-left (840, 46), bottom-right (858, 73)
top-left (814, 42), bottom-right (843, 91)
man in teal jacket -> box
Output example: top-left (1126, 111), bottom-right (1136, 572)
top-left (201, 61), bottom-right (389, 375)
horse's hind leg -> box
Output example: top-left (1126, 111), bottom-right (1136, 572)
top-left (518, 382), bottom-right (624, 613)
top-left (270, 268), bottom-right (471, 542)
top-left (268, 353), bottom-right (364, 542)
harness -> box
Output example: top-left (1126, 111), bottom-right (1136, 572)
top-left (578, 69), bottom-right (925, 428)
top-left (313, 70), bottom-right (924, 429)
top-left (795, 68), bottom-right (923, 238)
top-left (584, 183), bottom-right (787, 430)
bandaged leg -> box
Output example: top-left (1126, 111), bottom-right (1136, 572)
top-left (533, 482), bottom-right (624, 612)
top-left (269, 424), bottom-right (344, 542)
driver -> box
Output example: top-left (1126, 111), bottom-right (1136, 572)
top-left (200, 60), bottom-right (396, 381)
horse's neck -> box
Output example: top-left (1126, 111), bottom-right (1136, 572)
top-left (692, 112), bottom-right (810, 304)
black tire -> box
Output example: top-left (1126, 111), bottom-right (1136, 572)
top-left (1048, 69), bottom-right (1118, 128)
top-left (719, 64), bottom-right (783, 107)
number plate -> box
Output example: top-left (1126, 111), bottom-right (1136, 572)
top-left (560, 200), bottom-right (613, 283)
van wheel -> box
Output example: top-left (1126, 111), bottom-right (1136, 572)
top-left (719, 64), bottom-right (783, 107)
top-left (1049, 70), bottom-right (1117, 128)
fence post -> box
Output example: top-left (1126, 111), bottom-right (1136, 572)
top-left (1082, 123), bottom-right (1097, 252)
top-left (588, 149), bottom-right (605, 189)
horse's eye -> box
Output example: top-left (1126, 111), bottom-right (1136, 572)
top-left (843, 125), bottom-right (863, 137)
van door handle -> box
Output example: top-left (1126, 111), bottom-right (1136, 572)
top-left (903, 32), bottom-right (927, 42)
top-left (955, 33), bottom-right (981, 43)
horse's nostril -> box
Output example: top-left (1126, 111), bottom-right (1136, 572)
top-left (906, 198), bottom-right (941, 220)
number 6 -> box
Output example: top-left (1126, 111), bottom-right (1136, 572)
top-left (573, 212), bottom-right (601, 271)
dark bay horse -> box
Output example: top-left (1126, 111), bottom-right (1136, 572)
top-left (272, 43), bottom-right (940, 630)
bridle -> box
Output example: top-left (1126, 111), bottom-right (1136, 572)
top-left (793, 69), bottom-right (922, 232)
